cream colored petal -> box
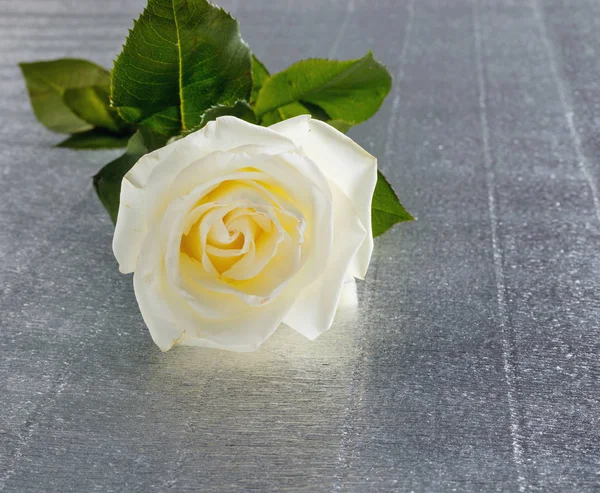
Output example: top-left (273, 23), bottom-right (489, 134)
top-left (233, 225), bottom-right (302, 301)
top-left (134, 201), bottom-right (297, 351)
top-left (205, 214), bottom-right (234, 246)
top-left (270, 116), bottom-right (377, 279)
top-left (162, 197), bottom-right (262, 306)
top-left (282, 182), bottom-right (366, 340)
top-left (159, 172), bottom-right (313, 306)
top-left (114, 151), bottom-right (234, 274)
top-left (134, 255), bottom-right (295, 352)
top-left (116, 118), bottom-right (345, 351)
top-left (197, 206), bottom-right (239, 275)
top-left (222, 209), bottom-right (283, 281)
top-left (168, 153), bottom-right (332, 302)
top-left (195, 116), bottom-right (298, 156)
top-left (113, 116), bottom-right (299, 274)
top-left (178, 293), bottom-right (295, 352)
top-left (133, 271), bottom-right (185, 352)
top-left (113, 140), bottom-right (196, 274)
top-left (338, 277), bottom-right (358, 312)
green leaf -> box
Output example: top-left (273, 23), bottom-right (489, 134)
top-left (256, 101), bottom-right (305, 126)
top-left (297, 101), bottom-right (328, 121)
top-left (111, 0), bottom-right (252, 136)
top-left (93, 129), bottom-right (168, 223)
top-left (260, 110), bottom-right (283, 126)
top-left (56, 129), bottom-right (130, 149)
top-left (190, 100), bottom-right (256, 133)
top-left (277, 101), bottom-right (311, 120)
top-left (63, 86), bottom-right (124, 133)
top-left (136, 126), bottom-right (172, 153)
top-left (93, 154), bottom-right (141, 225)
top-left (327, 120), bottom-right (352, 133)
top-left (372, 171), bottom-right (413, 237)
top-left (254, 52), bottom-right (391, 126)
top-left (139, 107), bottom-right (182, 137)
top-left (251, 55), bottom-right (270, 104)
top-left (258, 100), bottom-right (353, 133)
top-left (19, 58), bottom-right (111, 134)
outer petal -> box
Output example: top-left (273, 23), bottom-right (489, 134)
top-left (269, 116), bottom-right (377, 279)
top-left (113, 139), bottom-right (197, 275)
top-left (113, 116), bottom-right (299, 274)
top-left (160, 153), bottom-right (332, 306)
top-left (282, 182), bottom-right (366, 340)
top-left (134, 205), bottom-right (301, 352)
top-left (133, 262), bottom-right (297, 352)
top-left (127, 142), bottom-right (334, 351)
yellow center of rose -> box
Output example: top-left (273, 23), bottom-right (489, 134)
top-left (181, 204), bottom-right (277, 279)
top-left (175, 176), bottom-right (306, 301)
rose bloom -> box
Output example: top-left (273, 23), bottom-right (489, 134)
top-left (113, 115), bottom-right (377, 351)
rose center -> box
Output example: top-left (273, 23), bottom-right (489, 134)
top-left (180, 205), bottom-right (279, 280)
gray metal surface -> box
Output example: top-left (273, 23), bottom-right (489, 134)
top-left (1, 0), bottom-right (599, 491)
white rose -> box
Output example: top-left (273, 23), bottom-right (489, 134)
top-left (113, 115), bottom-right (377, 352)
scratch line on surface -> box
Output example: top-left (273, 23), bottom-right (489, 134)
top-left (383, 0), bottom-right (414, 162)
top-left (0, 189), bottom-right (99, 492)
top-left (532, 0), bottom-right (600, 224)
top-left (161, 358), bottom-right (219, 490)
top-left (332, 0), bottom-right (415, 490)
top-left (328, 0), bottom-right (356, 59)
top-left (0, 369), bottom-right (72, 491)
top-left (473, 1), bottom-right (526, 491)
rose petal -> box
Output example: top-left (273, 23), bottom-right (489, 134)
top-left (114, 115), bottom-right (374, 352)
top-left (114, 117), bottom-right (300, 274)
top-left (134, 260), bottom-right (296, 352)
top-left (270, 116), bottom-right (377, 279)
top-left (135, 200), bottom-right (299, 351)
top-left (282, 182), bottom-right (366, 339)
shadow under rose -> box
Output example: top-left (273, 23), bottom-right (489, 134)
top-left (145, 279), bottom-right (361, 385)
top-left (36, 187), bottom-right (409, 488)
top-left (74, 283), bottom-right (368, 487)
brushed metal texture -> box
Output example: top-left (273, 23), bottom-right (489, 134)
top-left (1, 0), bottom-right (599, 491)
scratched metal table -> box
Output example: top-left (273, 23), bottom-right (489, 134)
top-left (1, 0), bottom-right (600, 491)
